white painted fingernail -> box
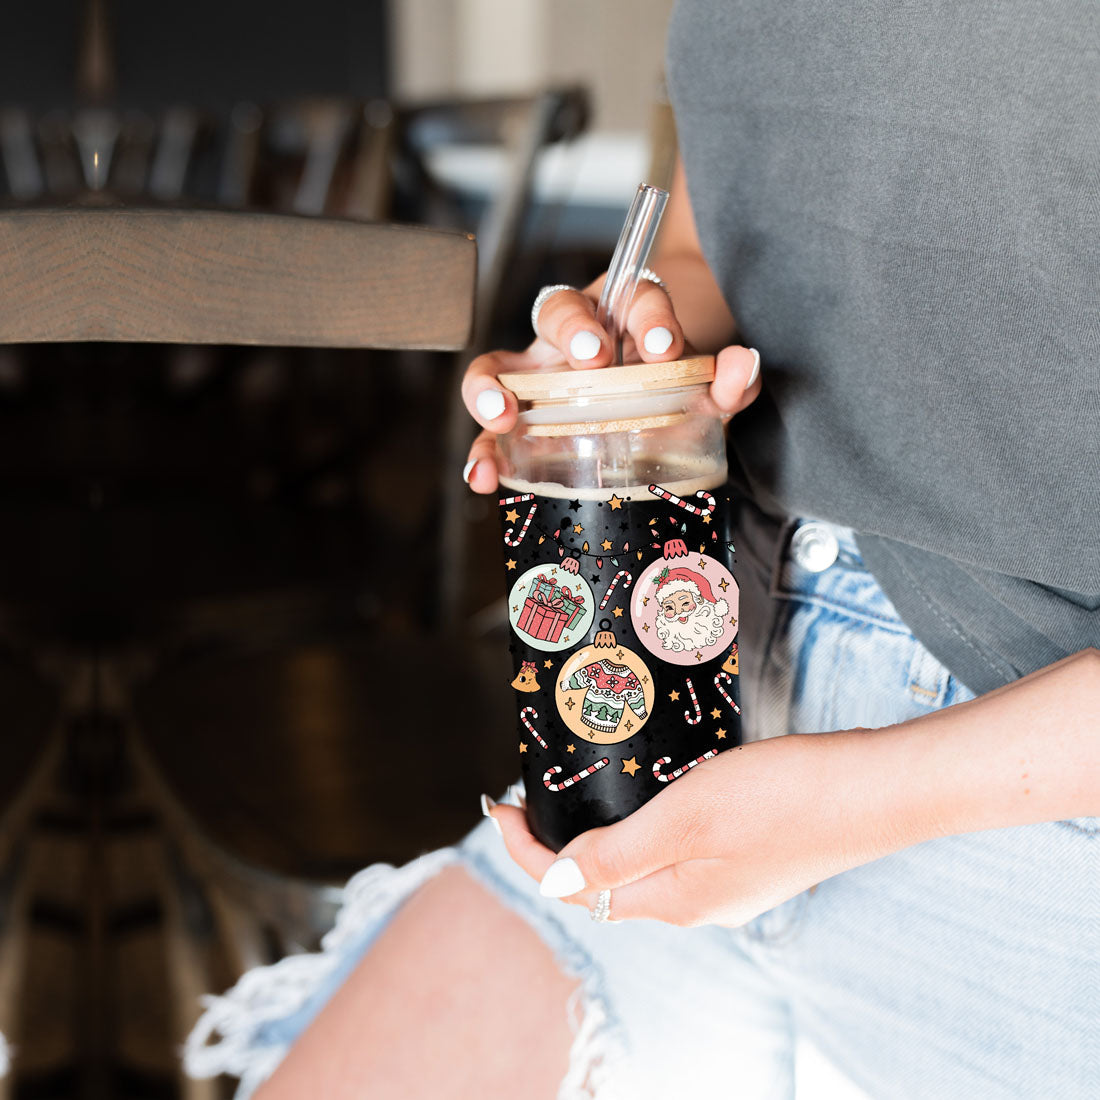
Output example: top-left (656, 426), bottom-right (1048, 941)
top-left (480, 794), bottom-right (503, 836)
top-left (462, 459), bottom-right (477, 484)
top-left (569, 330), bottom-right (601, 361)
top-left (747, 348), bottom-right (761, 389)
top-left (476, 388), bottom-right (506, 421)
top-left (643, 326), bottom-right (673, 354)
top-left (539, 857), bottom-right (586, 898)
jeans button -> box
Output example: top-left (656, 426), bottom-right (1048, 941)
top-left (791, 523), bottom-right (839, 572)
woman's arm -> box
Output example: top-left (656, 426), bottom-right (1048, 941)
top-left (490, 649), bottom-right (1099, 928)
top-left (879, 647), bottom-right (1099, 843)
top-left (646, 157), bottom-right (737, 354)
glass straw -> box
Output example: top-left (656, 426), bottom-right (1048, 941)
top-left (595, 183), bottom-right (669, 364)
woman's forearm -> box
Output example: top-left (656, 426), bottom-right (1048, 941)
top-left (649, 158), bottom-right (738, 353)
top-left (866, 649), bottom-right (1099, 852)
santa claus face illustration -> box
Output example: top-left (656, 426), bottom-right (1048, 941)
top-left (652, 569), bottom-right (729, 653)
top-left (630, 554), bottom-right (739, 665)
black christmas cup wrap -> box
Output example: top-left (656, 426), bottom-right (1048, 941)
top-left (499, 481), bottom-right (741, 851)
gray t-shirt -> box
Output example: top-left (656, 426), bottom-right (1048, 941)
top-left (666, 0), bottom-right (1098, 694)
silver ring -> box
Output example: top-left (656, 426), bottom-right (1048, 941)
top-left (639, 267), bottom-right (669, 299)
top-left (590, 889), bottom-right (612, 923)
top-left (530, 284), bottom-right (575, 337)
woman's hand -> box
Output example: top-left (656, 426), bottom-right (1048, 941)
top-left (459, 276), bottom-right (762, 494)
top-left (486, 650), bottom-right (1099, 928)
top-left (490, 731), bottom-right (885, 928)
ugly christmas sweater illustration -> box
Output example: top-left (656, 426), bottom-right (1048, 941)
top-left (559, 659), bottom-right (648, 738)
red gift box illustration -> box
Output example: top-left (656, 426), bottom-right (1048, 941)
top-left (518, 573), bottom-right (586, 642)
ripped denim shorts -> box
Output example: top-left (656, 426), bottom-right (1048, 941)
top-left (185, 513), bottom-right (1096, 1100)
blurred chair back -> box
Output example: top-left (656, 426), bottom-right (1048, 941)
top-left (0, 205), bottom-right (474, 350)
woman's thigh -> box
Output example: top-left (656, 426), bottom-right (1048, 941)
top-left (255, 866), bottom-right (577, 1100)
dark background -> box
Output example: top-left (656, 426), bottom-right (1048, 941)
top-left (0, 0), bottom-right (389, 107)
top-left (0, 3), bottom-right (609, 1096)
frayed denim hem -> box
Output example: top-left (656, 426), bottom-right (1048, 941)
top-left (183, 826), bottom-right (629, 1100)
top-left (183, 848), bottom-right (461, 1098)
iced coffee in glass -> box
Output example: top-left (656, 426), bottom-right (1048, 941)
top-left (495, 356), bottom-right (741, 851)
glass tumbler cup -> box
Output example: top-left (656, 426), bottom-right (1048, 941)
top-left (494, 356), bottom-right (742, 851)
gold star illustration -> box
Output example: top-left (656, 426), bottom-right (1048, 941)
top-left (669, 689), bottom-right (680, 701)
top-left (506, 559), bottom-right (517, 571)
top-left (608, 494), bottom-right (624, 510)
top-left (695, 651), bottom-right (703, 661)
top-left (621, 757), bottom-right (642, 777)
top-left (718, 578), bottom-right (729, 591)
top-left (616, 649), bottom-right (624, 659)
top-left (702, 514), bottom-right (712, 524)
top-left (512, 605), bottom-right (518, 612)
top-left (710, 707), bottom-right (722, 720)
top-left (573, 523), bottom-right (583, 534)
top-left (642, 623), bottom-right (650, 632)
top-left (729, 616), bottom-right (737, 626)
top-left (642, 675), bottom-right (649, 683)
top-left (544, 659), bottom-right (553, 669)
top-left (504, 508), bottom-right (520, 524)
top-left (697, 558), bottom-right (707, 569)
top-left (565, 698), bottom-right (576, 710)
top-left (642, 596), bottom-right (650, 606)
top-left (563, 634), bottom-right (570, 643)
top-left (624, 718), bottom-right (634, 732)
top-left (715, 727), bottom-right (727, 739)
top-left (519, 742), bottom-right (528, 753)
top-left (601, 539), bottom-right (613, 551)
top-left (566, 744), bottom-right (576, 754)
top-left (612, 607), bottom-right (624, 618)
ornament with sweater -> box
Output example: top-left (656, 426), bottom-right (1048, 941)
top-left (555, 626), bottom-right (654, 745)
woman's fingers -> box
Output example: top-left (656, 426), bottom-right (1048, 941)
top-left (622, 280), bottom-right (684, 362)
top-left (594, 859), bottom-right (742, 927)
top-left (461, 349), bottom-right (529, 432)
top-left (710, 345), bottom-right (762, 416)
top-left (489, 804), bottom-right (559, 882)
top-left (486, 802), bottom-right (710, 927)
top-left (534, 769), bottom-right (717, 901)
top-left (533, 288), bottom-right (614, 369)
top-left (462, 429), bottom-right (501, 494)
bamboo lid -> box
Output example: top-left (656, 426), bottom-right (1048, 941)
top-left (498, 355), bottom-right (715, 401)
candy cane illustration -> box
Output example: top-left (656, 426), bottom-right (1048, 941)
top-left (599, 569), bottom-right (633, 610)
top-left (714, 671), bottom-right (742, 714)
top-left (519, 706), bottom-right (548, 749)
top-left (543, 757), bottom-right (609, 791)
top-left (652, 749), bottom-right (717, 784)
top-left (648, 483), bottom-right (717, 517)
top-left (500, 494), bottom-right (537, 546)
top-left (682, 677), bottom-right (702, 725)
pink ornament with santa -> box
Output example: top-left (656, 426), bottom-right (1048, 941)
top-left (630, 541), bottom-right (738, 665)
